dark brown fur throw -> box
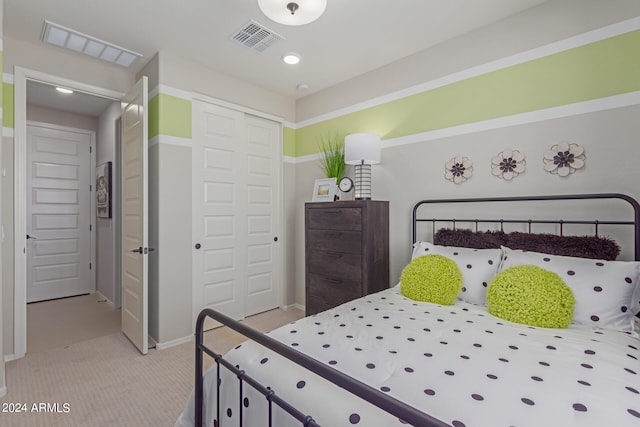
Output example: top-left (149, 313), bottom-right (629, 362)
top-left (434, 228), bottom-right (621, 260)
top-left (506, 231), bottom-right (620, 260)
top-left (434, 229), bottom-right (507, 249)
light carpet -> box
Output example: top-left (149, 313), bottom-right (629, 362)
top-left (1, 308), bottom-right (303, 426)
top-left (27, 294), bottom-right (121, 354)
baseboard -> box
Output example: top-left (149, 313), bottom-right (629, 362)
top-left (281, 303), bottom-right (304, 312)
top-left (155, 335), bottom-right (193, 350)
top-left (4, 353), bottom-right (17, 363)
top-left (95, 291), bottom-right (114, 308)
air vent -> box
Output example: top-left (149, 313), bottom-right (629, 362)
top-left (41, 20), bottom-right (142, 67)
top-left (230, 20), bottom-right (284, 52)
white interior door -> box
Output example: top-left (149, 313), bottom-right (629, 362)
top-left (26, 123), bottom-right (93, 303)
top-left (245, 115), bottom-right (281, 315)
top-left (121, 76), bottom-right (149, 354)
top-left (192, 100), bottom-right (282, 325)
top-left (193, 101), bottom-right (247, 321)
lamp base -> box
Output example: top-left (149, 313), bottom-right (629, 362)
top-left (354, 164), bottom-right (372, 200)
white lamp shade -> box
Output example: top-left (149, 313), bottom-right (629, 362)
top-left (258, 0), bottom-right (327, 26)
top-left (345, 133), bottom-right (381, 165)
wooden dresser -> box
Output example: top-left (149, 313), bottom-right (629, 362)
top-left (305, 200), bottom-right (390, 315)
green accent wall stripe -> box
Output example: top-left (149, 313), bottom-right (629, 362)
top-left (293, 29), bottom-right (640, 157)
top-left (3, 82), bottom-right (13, 129)
top-left (156, 93), bottom-right (192, 139)
top-left (149, 94), bottom-right (159, 139)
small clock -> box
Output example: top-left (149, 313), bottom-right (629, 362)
top-left (338, 176), bottom-right (354, 193)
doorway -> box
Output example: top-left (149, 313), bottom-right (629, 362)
top-left (13, 67), bottom-right (125, 358)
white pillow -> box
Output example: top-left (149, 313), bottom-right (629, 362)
top-left (500, 246), bottom-right (640, 333)
top-left (632, 284), bottom-right (640, 317)
top-left (411, 242), bottom-right (502, 305)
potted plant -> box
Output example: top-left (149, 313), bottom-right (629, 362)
top-left (318, 133), bottom-right (346, 182)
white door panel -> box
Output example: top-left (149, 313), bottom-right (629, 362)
top-left (193, 100), bottom-right (282, 326)
top-left (193, 103), bottom-right (246, 322)
top-left (245, 115), bottom-right (280, 315)
top-left (121, 76), bottom-right (149, 355)
top-left (27, 124), bottom-right (92, 303)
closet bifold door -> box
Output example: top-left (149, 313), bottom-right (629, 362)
top-left (192, 98), bottom-right (282, 328)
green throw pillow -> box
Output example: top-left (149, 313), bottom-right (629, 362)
top-left (400, 255), bottom-right (463, 305)
top-left (487, 265), bottom-right (575, 328)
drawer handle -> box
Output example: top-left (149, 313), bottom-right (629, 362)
top-left (325, 278), bottom-right (343, 284)
top-left (324, 253), bottom-right (343, 259)
top-left (326, 231), bottom-right (343, 237)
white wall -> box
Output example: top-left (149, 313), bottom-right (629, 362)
top-left (291, 0), bottom-right (640, 306)
top-left (0, 0), bottom-right (6, 398)
top-left (27, 105), bottom-right (98, 131)
top-left (96, 101), bottom-right (121, 307)
top-left (4, 36), bottom-right (134, 95)
top-left (158, 52), bottom-right (295, 122)
top-left (293, 108), bottom-right (640, 306)
top-left (379, 106), bottom-right (640, 282)
top-left (1, 135), bottom-right (11, 366)
top-left (295, 0), bottom-right (640, 121)
top-left (141, 52), bottom-right (297, 347)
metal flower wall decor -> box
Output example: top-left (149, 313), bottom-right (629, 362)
top-left (445, 156), bottom-right (473, 184)
top-left (491, 149), bottom-right (525, 180)
top-left (543, 142), bottom-right (585, 176)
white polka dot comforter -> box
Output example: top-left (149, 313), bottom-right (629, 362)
top-left (176, 286), bottom-right (640, 427)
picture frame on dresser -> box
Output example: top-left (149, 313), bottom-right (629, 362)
top-left (311, 178), bottom-right (337, 202)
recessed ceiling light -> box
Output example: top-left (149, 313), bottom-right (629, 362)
top-left (283, 53), bottom-right (301, 65)
top-left (296, 83), bottom-right (309, 91)
top-left (56, 87), bottom-right (74, 94)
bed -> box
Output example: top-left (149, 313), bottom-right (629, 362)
top-left (176, 193), bottom-right (640, 427)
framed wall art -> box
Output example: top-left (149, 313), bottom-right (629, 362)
top-left (96, 161), bottom-right (112, 218)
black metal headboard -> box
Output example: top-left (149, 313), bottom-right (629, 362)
top-left (412, 193), bottom-right (640, 261)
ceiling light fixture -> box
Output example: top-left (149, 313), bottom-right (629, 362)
top-left (258, 0), bottom-right (327, 26)
top-left (41, 20), bottom-right (143, 68)
top-left (283, 53), bottom-right (301, 65)
top-left (55, 87), bottom-right (74, 94)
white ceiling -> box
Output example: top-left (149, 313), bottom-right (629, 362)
top-left (7, 0), bottom-right (548, 112)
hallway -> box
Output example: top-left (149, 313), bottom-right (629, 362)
top-left (27, 294), bottom-right (120, 354)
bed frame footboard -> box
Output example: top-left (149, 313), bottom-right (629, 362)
top-left (195, 308), bottom-right (449, 427)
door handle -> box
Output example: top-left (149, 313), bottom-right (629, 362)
top-left (130, 247), bottom-right (156, 254)
top-left (26, 234), bottom-right (37, 240)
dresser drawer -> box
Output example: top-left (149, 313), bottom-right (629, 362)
top-left (308, 251), bottom-right (361, 282)
top-left (306, 297), bottom-right (334, 316)
top-left (305, 200), bottom-right (389, 316)
top-left (308, 274), bottom-right (361, 307)
top-left (307, 207), bottom-right (362, 231)
top-left (307, 229), bottom-right (361, 254)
